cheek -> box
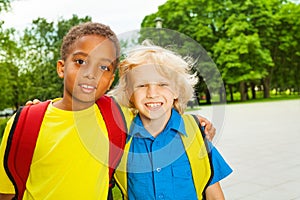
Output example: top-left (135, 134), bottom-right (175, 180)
top-left (130, 92), bottom-right (139, 103)
top-left (162, 87), bottom-right (177, 97)
top-left (64, 72), bottom-right (76, 86)
top-left (130, 92), bottom-right (144, 106)
top-left (126, 87), bottom-right (134, 100)
top-left (98, 73), bottom-right (113, 86)
top-left (165, 84), bottom-right (178, 95)
top-left (66, 67), bottom-right (80, 80)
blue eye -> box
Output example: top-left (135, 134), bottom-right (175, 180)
top-left (99, 65), bottom-right (110, 71)
top-left (159, 83), bottom-right (169, 87)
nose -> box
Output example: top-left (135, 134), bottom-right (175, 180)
top-left (146, 84), bottom-right (159, 98)
top-left (83, 63), bottom-right (99, 80)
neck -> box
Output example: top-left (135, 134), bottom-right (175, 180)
top-left (139, 111), bottom-right (171, 138)
top-left (53, 98), bottom-right (94, 111)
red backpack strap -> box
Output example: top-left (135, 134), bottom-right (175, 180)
top-left (4, 101), bottom-right (51, 200)
top-left (96, 95), bottom-right (127, 182)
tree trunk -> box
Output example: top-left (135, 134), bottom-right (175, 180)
top-left (205, 89), bottom-right (211, 104)
top-left (245, 83), bottom-right (249, 100)
top-left (251, 82), bottom-right (256, 99)
top-left (194, 91), bottom-right (201, 105)
top-left (229, 85), bottom-right (234, 102)
top-left (219, 85), bottom-right (226, 103)
top-left (262, 77), bottom-right (270, 98)
top-left (240, 81), bottom-right (247, 101)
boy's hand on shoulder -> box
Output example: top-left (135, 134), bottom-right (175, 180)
top-left (196, 115), bottom-right (216, 141)
top-left (25, 99), bottom-right (41, 106)
top-left (0, 194), bottom-right (15, 200)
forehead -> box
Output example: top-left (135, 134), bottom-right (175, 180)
top-left (127, 64), bottom-right (169, 83)
top-left (71, 35), bottom-right (116, 60)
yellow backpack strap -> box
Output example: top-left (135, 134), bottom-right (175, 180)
top-left (120, 106), bottom-right (134, 131)
top-left (113, 136), bottom-right (132, 200)
top-left (181, 114), bottom-right (213, 199)
top-left (113, 106), bottom-right (133, 199)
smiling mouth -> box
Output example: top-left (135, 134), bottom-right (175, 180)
top-left (79, 84), bottom-right (96, 93)
top-left (145, 102), bottom-right (162, 109)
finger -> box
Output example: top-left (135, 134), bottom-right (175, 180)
top-left (203, 121), bottom-right (212, 134)
top-left (199, 117), bottom-right (209, 128)
top-left (208, 126), bottom-right (216, 141)
top-left (32, 99), bottom-right (41, 105)
top-left (204, 123), bottom-right (214, 140)
top-left (205, 128), bottom-right (211, 140)
top-left (25, 100), bottom-right (33, 106)
top-left (197, 115), bottom-right (215, 140)
top-left (200, 116), bottom-right (208, 123)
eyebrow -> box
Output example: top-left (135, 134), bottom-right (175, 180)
top-left (98, 57), bottom-right (114, 64)
top-left (72, 51), bottom-right (114, 64)
top-left (134, 80), bottom-right (170, 84)
top-left (72, 51), bottom-right (89, 57)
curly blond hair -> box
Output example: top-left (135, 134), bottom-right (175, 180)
top-left (109, 40), bottom-right (198, 114)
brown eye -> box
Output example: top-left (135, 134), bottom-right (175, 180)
top-left (75, 59), bottom-right (87, 65)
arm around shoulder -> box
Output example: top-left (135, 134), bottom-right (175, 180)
top-left (195, 114), bottom-right (216, 141)
top-left (0, 194), bottom-right (14, 200)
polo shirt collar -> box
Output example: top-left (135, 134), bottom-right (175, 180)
top-left (129, 108), bottom-right (187, 138)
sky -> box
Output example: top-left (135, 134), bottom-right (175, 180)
top-left (0, 0), bottom-right (167, 34)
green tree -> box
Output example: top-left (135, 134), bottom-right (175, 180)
top-left (213, 0), bottom-right (276, 100)
top-left (141, 0), bottom-right (228, 104)
top-left (0, 0), bottom-right (10, 13)
top-left (141, 0), bottom-right (299, 102)
top-left (0, 15), bottom-right (92, 110)
top-left (271, 2), bottom-right (300, 95)
top-left (0, 0), bottom-right (14, 109)
top-left (0, 25), bottom-right (21, 109)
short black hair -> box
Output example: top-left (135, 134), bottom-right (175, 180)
top-left (60, 22), bottom-right (120, 69)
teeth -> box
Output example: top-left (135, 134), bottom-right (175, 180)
top-left (146, 103), bottom-right (161, 108)
top-left (81, 85), bottom-right (95, 89)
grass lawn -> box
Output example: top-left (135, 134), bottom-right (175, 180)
top-left (186, 93), bottom-right (300, 112)
top-left (227, 92), bottom-right (300, 104)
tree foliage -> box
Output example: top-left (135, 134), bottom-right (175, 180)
top-left (0, 0), bottom-right (11, 13)
top-left (0, 0), bottom-right (299, 110)
top-left (141, 0), bottom-right (300, 102)
top-left (0, 15), bottom-right (91, 110)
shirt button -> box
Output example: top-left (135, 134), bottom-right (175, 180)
top-left (158, 194), bottom-right (164, 199)
top-left (156, 167), bottom-right (161, 172)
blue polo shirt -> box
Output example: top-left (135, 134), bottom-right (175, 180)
top-left (127, 109), bottom-right (232, 200)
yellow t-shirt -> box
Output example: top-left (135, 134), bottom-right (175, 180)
top-left (0, 99), bottom-right (132, 200)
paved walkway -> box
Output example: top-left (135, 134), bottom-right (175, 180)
top-left (189, 99), bottom-right (300, 200)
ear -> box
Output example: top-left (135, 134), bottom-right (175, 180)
top-left (57, 60), bottom-right (65, 78)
